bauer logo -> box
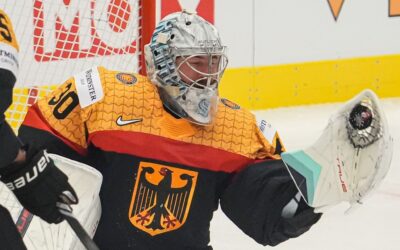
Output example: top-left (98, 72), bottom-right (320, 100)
top-left (33, 0), bottom-right (138, 61)
top-left (5, 153), bottom-right (51, 191)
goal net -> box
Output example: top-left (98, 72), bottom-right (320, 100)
top-left (2, 0), bottom-right (155, 131)
top-left (0, 0), bottom-right (156, 249)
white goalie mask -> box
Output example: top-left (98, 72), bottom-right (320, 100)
top-left (145, 11), bottom-right (228, 125)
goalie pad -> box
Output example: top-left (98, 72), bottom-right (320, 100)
top-left (0, 154), bottom-right (102, 250)
top-left (281, 89), bottom-right (393, 210)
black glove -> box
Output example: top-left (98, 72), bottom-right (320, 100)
top-left (0, 146), bottom-right (78, 224)
top-left (278, 192), bottom-right (322, 240)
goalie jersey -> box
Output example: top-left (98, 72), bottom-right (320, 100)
top-left (19, 66), bottom-right (289, 249)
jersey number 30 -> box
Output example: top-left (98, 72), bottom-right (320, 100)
top-left (48, 83), bottom-right (79, 120)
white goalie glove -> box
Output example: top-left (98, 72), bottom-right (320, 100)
top-left (281, 89), bottom-right (393, 211)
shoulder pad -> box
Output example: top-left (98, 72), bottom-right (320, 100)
top-left (74, 67), bottom-right (104, 108)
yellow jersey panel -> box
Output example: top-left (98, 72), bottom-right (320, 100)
top-left (86, 67), bottom-right (281, 160)
top-left (36, 78), bottom-right (91, 149)
top-left (34, 66), bottom-right (282, 160)
top-left (0, 9), bottom-right (18, 50)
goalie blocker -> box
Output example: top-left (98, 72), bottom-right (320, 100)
top-left (281, 89), bottom-right (393, 210)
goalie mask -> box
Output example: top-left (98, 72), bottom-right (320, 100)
top-left (145, 11), bottom-right (228, 125)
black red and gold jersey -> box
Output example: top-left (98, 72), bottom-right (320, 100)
top-left (0, 9), bottom-right (19, 78)
top-left (19, 66), bottom-right (285, 249)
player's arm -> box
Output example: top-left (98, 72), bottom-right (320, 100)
top-left (18, 67), bottom-right (103, 160)
top-left (221, 90), bottom-right (393, 246)
top-left (3, 75), bottom-right (91, 224)
top-left (220, 119), bottom-right (321, 246)
top-left (18, 81), bottom-right (88, 161)
top-left (220, 159), bottom-right (321, 246)
top-left (0, 9), bottom-right (22, 169)
top-left (14, 67), bottom-right (104, 224)
top-left (0, 10), bottom-right (79, 224)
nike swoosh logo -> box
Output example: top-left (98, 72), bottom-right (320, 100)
top-left (116, 116), bottom-right (143, 126)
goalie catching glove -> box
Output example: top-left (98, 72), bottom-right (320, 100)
top-left (0, 145), bottom-right (78, 223)
top-left (281, 89), bottom-right (393, 211)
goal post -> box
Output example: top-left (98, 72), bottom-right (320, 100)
top-left (1, 0), bottom-right (157, 131)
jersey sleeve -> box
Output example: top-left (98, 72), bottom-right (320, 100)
top-left (251, 115), bottom-right (285, 160)
top-left (219, 116), bottom-right (319, 246)
top-left (0, 9), bottom-right (20, 168)
top-left (219, 159), bottom-right (321, 246)
top-left (19, 67), bottom-right (104, 158)
top-left (0, 9), bottom-right (19, 78)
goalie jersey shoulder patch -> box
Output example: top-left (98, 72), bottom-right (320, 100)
top-left (220, 98), bottom-right (240, 110)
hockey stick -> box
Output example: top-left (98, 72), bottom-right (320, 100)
top-left (58, 208), bottom-right (100, 250)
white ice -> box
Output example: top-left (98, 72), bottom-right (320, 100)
top-left (210, 97), bottom-right (400, 250)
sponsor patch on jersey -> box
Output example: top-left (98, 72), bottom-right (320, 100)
top-left (0, 43), bottom-right (19, 78)
top-left (256, 116), bottom-right (277, 144)
top-left (129, 162), bottom-right (198, 236)
top-left (74, 67), bottom-right (104, 108)
top-left (116, 73), bottom-right (137, 85)
top-left (221, 98), bottom-right (240, 110)
top-left (256, 116), bottom-right (284, 155)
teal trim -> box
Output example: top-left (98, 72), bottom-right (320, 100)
top-left (281, 150), bottom-right (322, 205)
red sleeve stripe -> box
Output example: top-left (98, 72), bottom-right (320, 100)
top-left (89, 130), bottom-right (254, 173)
top-left (22, 105), bottom-right (87, 155)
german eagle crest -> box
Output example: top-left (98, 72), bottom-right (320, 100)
top-left (129, 162), bottom-right (198, 236)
